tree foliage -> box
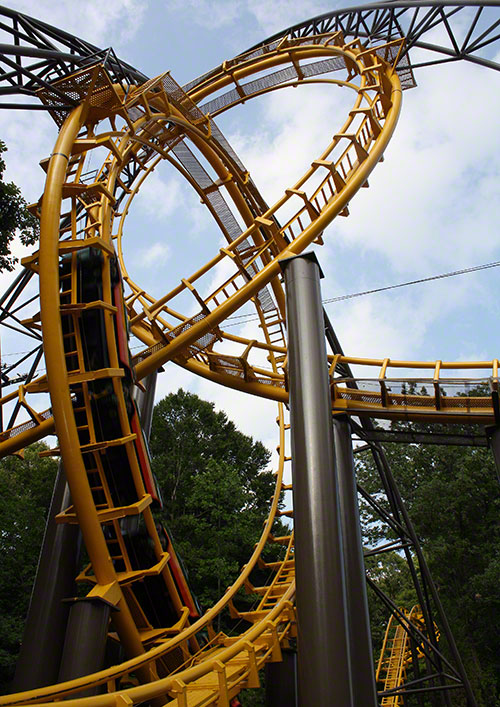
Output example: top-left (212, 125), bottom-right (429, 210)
top-left (0, 140), bottom-right (39, 272)
top-left (150, 389), bottom-right (282, 611)
top-left (0, 391), bottom-right (279, 699)
top-left (365, 551), bottom-right (419, 652)
top-left (1, 387), bottom-right (497, 707)
top-left (0, 444), bottom-right (58, 690)
top-left (356, 424), bottom-right (500, 706)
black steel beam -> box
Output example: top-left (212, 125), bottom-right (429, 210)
top-left (334, 415), bottom-right (378, 706)
top-left (351, 425), bottom-right (489, 447)
top-left (0, 5), bottom-right (148, 110)
top-left (242, 1), bottom-right (500, 79)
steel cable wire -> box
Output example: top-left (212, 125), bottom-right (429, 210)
top-left (223, 259), bottom-right (500, 327)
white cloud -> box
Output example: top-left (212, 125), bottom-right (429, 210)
top-left (139, 241), bottom-right (171, 267)
top-left (135, 171), bottom-right (185, 219)
top-left (229, 83), bottom-right (353, 206)
top-left (167, 0), bottom-right (243, 29)
top-left (0, 111), bottom-right (55, 201)
top-left (330, 60), bottom-right (500, 273)
top-left (246, 0), bottom-right (332, 35)
top-left (165, 0), bottom-right (331, 34)
top-left (5, 0), bottom-right (148, 47)
top-left (185, 192), bottom-right (220, 239)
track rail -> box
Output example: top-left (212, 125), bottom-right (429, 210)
top-left (0, 27), bottom-right (404, 707)
top-left (376, 606), bottom-right (431, 706)
top-left (1, 404), bottom-right (293, 706)
top-left (0, 33), bottom-right (407, 444)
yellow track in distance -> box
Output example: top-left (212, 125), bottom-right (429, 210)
top-left (376, 606), bottom-right (431, 707)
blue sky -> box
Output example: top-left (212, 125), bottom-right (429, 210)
top-left (1, 0), bottom-right (500, 458)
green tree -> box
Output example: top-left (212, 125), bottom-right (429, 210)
top-left (365, 550), bottom-right (419, 652)
top-left (356, 425), bottom-right (500, 706)
top-left (0, 443), bottom-right (58, 690)
top-left (150, 390), bottom-right (288, 706)
top-left (0, 139), bottom-right (39, 272)
top-left (150, 389), bottom-right (284, 611)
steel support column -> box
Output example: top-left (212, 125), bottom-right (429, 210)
top-left (333, 416), bottom-right (378, 706)
top-left (133, 370), bottom-right (158, 442)
top-left (281, 252), bottom-right (353, 706)
top-left (11, 466), bottom-right (81, 691)
top-left (486, 425), bottom-right (500, 483)
top-left (57, 599), bottom-right (111, 693)
top-left (265, 650), bottom-right (298, 707)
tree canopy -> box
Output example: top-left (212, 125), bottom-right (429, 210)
top-left (0, 139), bottom-right (39, 272)
top-left (3, 388), bottom-right (495, 706)
top-left (150, 389), bottom-right (281, 611)
top-left (356, 424), bottom-right (500, 706)
top-left (0, 392), bottom-right (279, 700)
top-left (150, 389), bottom-right (283, 706)
top-left (0, 444), bottom-right (57, 690)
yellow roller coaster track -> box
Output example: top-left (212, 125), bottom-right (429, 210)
top-left (0, 12), bottom-right (489, 707)
top-left (376, 606), bottom-right (432, 706)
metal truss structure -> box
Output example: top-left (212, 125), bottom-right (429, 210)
top-left (250, 0), bottom-right (500, 75)
top-left (0, 2), bottom-right (498, 705)
top-left (0, 4), bottom-right (147, 110)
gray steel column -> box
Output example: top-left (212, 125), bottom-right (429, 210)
top-left (333, 416), bottom-right (378, 706)
top-left (57, 599), bottom-right (111, 695)
top-left (134, 370), bottom-right (158, 442)
top-left (486, 425), bottom-right (500, 483)
top-left (281, 252), bottom-right (353, 706)
top-left (12, 466), bottom-right (81, 691)
top-left (265, 650), bottom-right (298, 706)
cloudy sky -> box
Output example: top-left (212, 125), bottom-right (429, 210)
top-left (1, 0), bottom-right (500, 461)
